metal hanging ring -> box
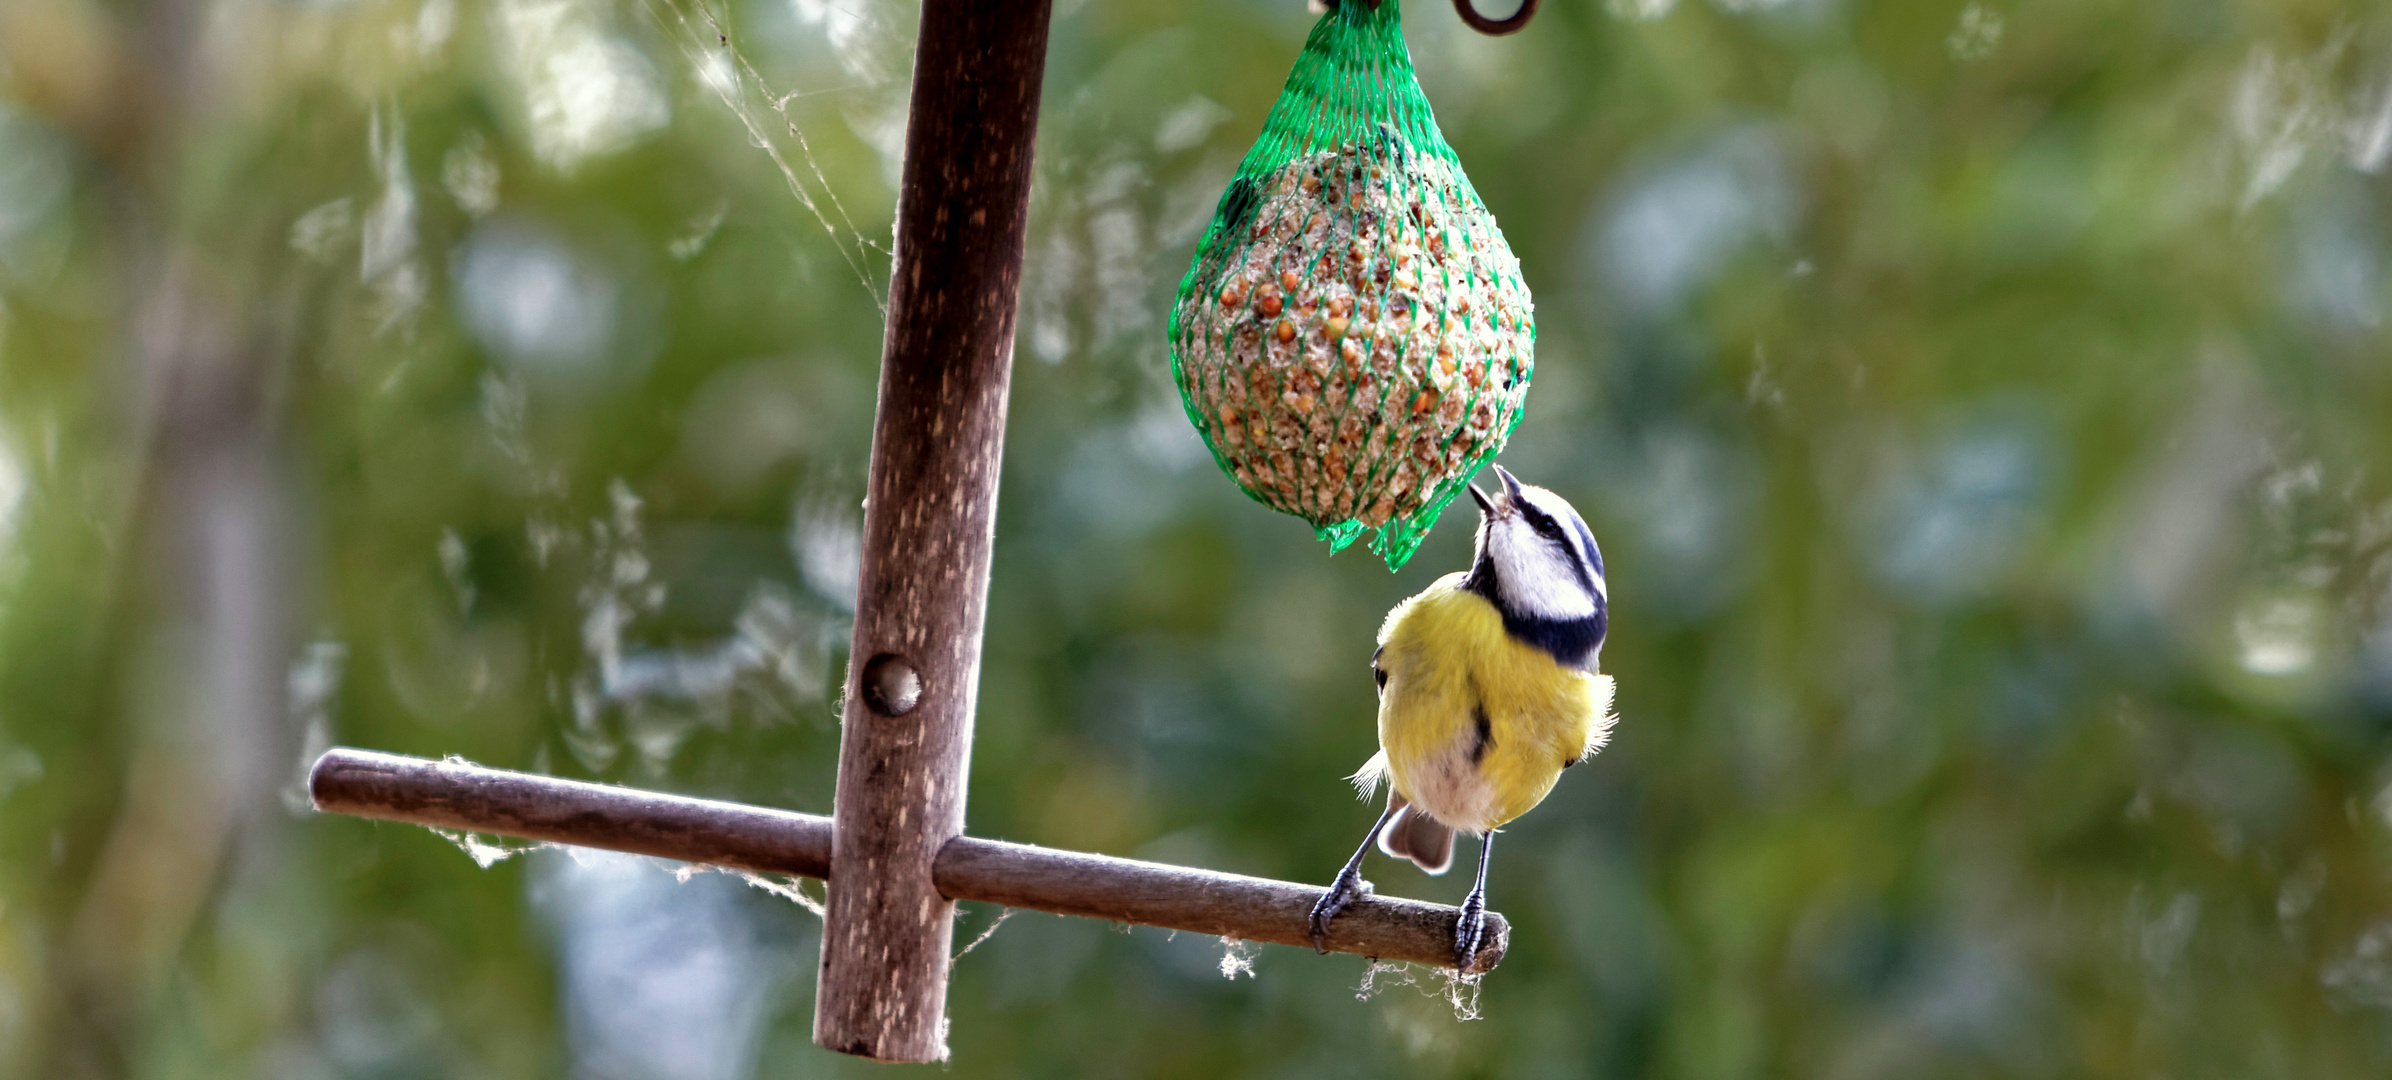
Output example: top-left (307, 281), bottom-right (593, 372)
top-left (1452, 0), bottom-right (1538, 34)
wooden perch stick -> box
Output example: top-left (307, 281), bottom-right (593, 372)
top-left (933, 835), bottom-right (1506, 968)
top-left (309, 748), bottom-right (834, 877)
top-left (309, 748), bottom-right (1509, 972)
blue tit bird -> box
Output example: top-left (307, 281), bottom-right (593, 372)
top-left (1307, 464), bottom-right (1616, 969)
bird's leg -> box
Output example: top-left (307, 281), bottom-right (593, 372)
top-left (1309, 804), bottom-right (1396, 953)
top-left (1454, 831), bottom-right (1494, 970)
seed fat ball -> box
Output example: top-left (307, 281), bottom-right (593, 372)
top-left (1173, 139), bottom-right (1534, 532)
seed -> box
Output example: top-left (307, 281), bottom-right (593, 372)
top-left (1325, 316), bottom-right (1349, 338)
top-left (1257, 293), bottom-right (1283, 318)
top-left (1279, 270), bottom-right (1299, 292)
top-left (1220, 283), bottom-right (1244, 308)
top-left (1275, 319), bottom-right (1296, 343)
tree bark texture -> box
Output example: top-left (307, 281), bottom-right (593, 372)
top-left (814, 0), bottom-right (1054, 1062)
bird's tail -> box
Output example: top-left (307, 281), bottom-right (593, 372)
top-left (1375, 796), bottom-right (1455, 876)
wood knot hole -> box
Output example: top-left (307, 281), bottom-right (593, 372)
top-left (861, 654), bottom-right (923, 717)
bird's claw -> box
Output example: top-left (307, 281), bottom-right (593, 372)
top-left (1453, 891), bottom-right (1488, 971)
top-left (1308, 873), bottom-right (1373, 953)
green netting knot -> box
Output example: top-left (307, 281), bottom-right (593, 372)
top-left (1168, 0), bottom-right (1535, 571)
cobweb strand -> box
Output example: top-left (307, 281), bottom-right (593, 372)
top-left (638, 0), bottom-right (891, 314)
top-left (1356, 960), bottom-right (1486, 1022)
top-left (948, 906), bottom-right (1015, 971)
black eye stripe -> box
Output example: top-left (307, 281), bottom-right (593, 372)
top-left (1538, 518), bottom-right (1569, 548)
top-left (1514, 495), bottom-right (1600, 598)
top-left (1524, 496), bottom-right (1603, 575)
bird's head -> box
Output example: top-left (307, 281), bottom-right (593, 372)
top-left (1467, 465), bottom-right (1607, 644)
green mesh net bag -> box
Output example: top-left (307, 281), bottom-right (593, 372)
top-left (1169, 0), bottom-right (1534, 571)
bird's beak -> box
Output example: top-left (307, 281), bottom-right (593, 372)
top-left (1470, 464), bottom-right (1521, 518)
top-left (1492, 464), bottom-right (1527, 504)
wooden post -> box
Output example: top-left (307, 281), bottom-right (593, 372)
top-left (814, 0), bottom-right (1053, 1062)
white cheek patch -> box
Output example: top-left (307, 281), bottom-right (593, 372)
top-left (1490, 520), bottom-right (1599, 620)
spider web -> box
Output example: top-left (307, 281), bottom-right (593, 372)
top-left (638, 0), bottom-right (896, 314)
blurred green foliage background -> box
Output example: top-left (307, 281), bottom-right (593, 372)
top-left (4, 0), bottom-right (2392, 1075)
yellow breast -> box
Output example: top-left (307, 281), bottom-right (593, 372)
top-left (1372, 573), bottom-right (1615, 831)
